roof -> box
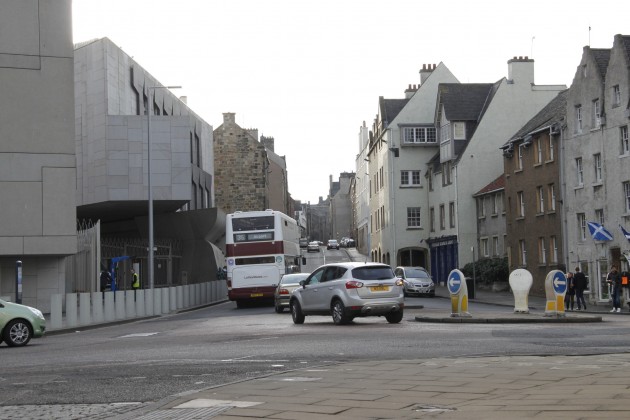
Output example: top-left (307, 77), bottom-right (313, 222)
top-left (473, 174), bottom-right (505, 197)
top-left (380, 98), bottom-right (409, 126)
top-left (505, 89), bottom-right (569, 145)
top-left (622, 35), bottom-right (630, 63)
top-left (438, 83), bottom-right (496, 121)
top-left (590, 48), bottom-right (611, 80)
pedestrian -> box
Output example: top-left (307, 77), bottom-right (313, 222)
top-left (100, 269), bottom-right (112, 292)
top-left (606, 265), bottom-right (622, 313)
top-left (573, 266), bottom-right (588, 311)
top-left (564, 271), bottom-right (575, 311)
top-left (131, 268), bottom-right (140, 290)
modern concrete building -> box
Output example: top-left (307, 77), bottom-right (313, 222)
top-left (0, 0), bottom-right (76, 311)
top-left (74, 37), bottom-right (223, 289)
top-left (502, 90), bottom-right (568, 295)
top-left (563, 35), bottom-right (630, 304)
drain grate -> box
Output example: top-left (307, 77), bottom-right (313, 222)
top-left (136, 406), bottom-right (232, 419)
top-left (412, 404), bottom-right (457, 413)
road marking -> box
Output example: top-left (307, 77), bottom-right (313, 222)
top-left (119, 332), bottom-right (159, 338)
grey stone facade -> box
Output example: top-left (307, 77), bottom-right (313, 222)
top-left (0, 0), bottom-right (76, 311)
top-left (329, 172), bottom-right (355, 241)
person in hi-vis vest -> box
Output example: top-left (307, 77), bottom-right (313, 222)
top-left (131, 268), bottom-right (140, 290)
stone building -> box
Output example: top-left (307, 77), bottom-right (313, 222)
top-left (213, 113), bottom-right (291, 215)
top-left (0, 1), bottom-right (77, 311)
top-left (329, 172), bottom-right (355, 241)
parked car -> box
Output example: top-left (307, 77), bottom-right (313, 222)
top-left (0, 298), bottom-right (46, 347)
top-left (394, 266), bottom-right (435, 297)
top-left (327, 239), bottom-right (339, 250)
top-left (289, 262), bottom-right (404, 325)
top-left (274, 273), bottom-right (310, 313)
top-left (307, 241), bottom-right (320, 252)
top-left (299, 238), bottom-right (309, 248)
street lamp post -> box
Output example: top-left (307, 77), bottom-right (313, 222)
top-left (147, 85), bottom-right (181, 290)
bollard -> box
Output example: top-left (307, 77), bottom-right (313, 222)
top-left (544, 269), bottom-right (567, 317)
top-left (448, 269), bottom-right (471, 317)
top-left (509, 269), bottom-right (533, 313)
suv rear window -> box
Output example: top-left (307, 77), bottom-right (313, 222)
top-left (351, 266), bottom-right (395, 280)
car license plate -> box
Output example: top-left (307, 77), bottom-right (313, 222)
top-left (250, 293), bottom-right (263, 297)
top-left (370, 286), bottom-right (389, 292)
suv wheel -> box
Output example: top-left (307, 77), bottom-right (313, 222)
top-left (291, 300), bottom-right (305, 324)
top-left (385, 311), bottom-right (404, 324)
top-left (331, 300), bottom-right (352, 325)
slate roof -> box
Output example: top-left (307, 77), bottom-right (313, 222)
top-left (473, 174), bottom-right (505, 197)
top-left (590, 48), bottom-right (611, 80)
top-left (438, 83), bottom-right (497, 121)
top-left (380, 98), bottom-right (409, 126)
top-left (504, 89), bottom-right (569, 146)
top-left (622, 35), bottom-right (630, 63)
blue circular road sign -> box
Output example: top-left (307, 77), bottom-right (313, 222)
top-left (447, 270), bottom-right (463, 295)
top-left (552, 271), bottom-right (567, 295)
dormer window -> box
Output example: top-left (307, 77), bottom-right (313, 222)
top-left (453, 122), bottom-right (465, 139)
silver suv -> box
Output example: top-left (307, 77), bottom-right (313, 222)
top-left (289, 262), bottom-right (404, 325)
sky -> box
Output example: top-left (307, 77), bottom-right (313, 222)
top-left (72, 0), bottom-right (630, 205)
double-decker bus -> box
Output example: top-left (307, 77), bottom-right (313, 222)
top-left (225, 210), bottom-right (305, 307)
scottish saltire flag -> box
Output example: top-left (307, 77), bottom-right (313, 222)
top-left (620, 225), bottom-right (630, 243)
top-left (587, 221), bottom-right (613, 241)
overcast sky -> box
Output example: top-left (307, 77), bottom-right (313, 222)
top-left (72, 0), bottom-right (630, 205)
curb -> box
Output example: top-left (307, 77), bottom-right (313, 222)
top-left (414, 315), bottom-right (603, 323)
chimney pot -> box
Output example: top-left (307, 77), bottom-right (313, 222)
top-left (524, 56), bottom-right (528, 59)
top-left (422, 64), bottom-right (426, 70)
top-left (408, 84), bottom-right (412, 89)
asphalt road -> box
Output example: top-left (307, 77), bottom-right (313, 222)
top-left (2, 248), bottom-right (630, 411)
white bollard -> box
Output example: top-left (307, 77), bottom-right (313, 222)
top-left (115, 291), bottom-right (126, 320)
top-left (51, 294), bottom-right (63, 329)
top-left (79, 293), bottom-right (91, 326)
top-left (161, 288), bottom-right (169, 314)
top-left (104, 291), bottom-right (115, 322)
top-left (184, 285), bottom-right (190, 308)
top-left (153, 288), bottom-right (162, 315)
top-left (125, 291), bottom-right (136, 318)
top-left (176, 286), bottom-right (183, 309)
top-left (145, 289), bottom-right (154, 316)
top-left (91, 292), bottom-right (104, 324)
top-left (66, 293), bottom-right (78, 327)
top-left (509, 269), bottom-right (533, 313)
top-left (170, 287), bottom-right (177, 312)
top-left (136, 290), bottom-right (145, 317)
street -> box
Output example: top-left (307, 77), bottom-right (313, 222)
top-left (2, 248), bottom-right (630, 418)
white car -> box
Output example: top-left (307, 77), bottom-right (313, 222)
top-left (395, 266), bottom-right (435, 297)
top-left (289, 262), bottom-right (404, 325)
top-left (306, 241), bottom-right (320, 252)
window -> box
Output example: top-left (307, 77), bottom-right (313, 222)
top-left (538, 237), bottom-right (547, 264)
top-left (517, 191), bottom-right (525, 217)
top-left (403, 127), bottom-right (437, 144)
top-left (481, 238), bottom-right (489, 257)
top-left (381, 205), bottom-right (385, 228)
top-left (439, 204), bottom-right (445, 230)
top-left (535, 137), bottom-right (543, 164)
top-left (575, 105), bottom-right (582, 133)
top-left (548, 184), bottom-right (556, 212)
top-left (407, 207), bottom-right (421, 228)
top-left (517, 145), bottom-right (524, 170)
top-left (576, 157), bottom-right (583, 186)
top-left (430, 207), bottom-right (435, 232)
top-left (577, 213), bottom-right (586, 241)
top-left (195, 134), bottom-right (201, 167)
top-left (592, 99), bottom-right (601, 128)
top-left (441, 162), bottom-right (452, 185)
top-left (550, 236), bottom-right (558, 263)
top-left (453, 122), bottom-right (465, 139)
top-left (547, 136), bottom-right (554, 161)
top-left (594, 153), bottom-right (602, 183)
top-left (449, 202), bottom-right (456, 228)
top-left (519, 240), bottom-right (527, 266)
top-left (621, 126), bottom-right (629, 155)
top-left (595, 209), bottom-right (604, 225)
top-left (537, 186), bottom-right (544, 213)
top-left (478, 197), bottom-right (486, 218)
top-left (613, 85), bottom-right (621, 107)
top-left (493, 236), bottom-right (499, 256)
top-left (380, 167), bottom-right (384, 190)
top-left (190, 132), bottom-right (194, 164)
top-left (624, 181), bottom-right (630, 213)
top-left (401, 170), bottom-right (421, 186)
top-left (427, 169), bottom-right (434, 191)
top-left (492, 193), bottom-right (499, 215)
